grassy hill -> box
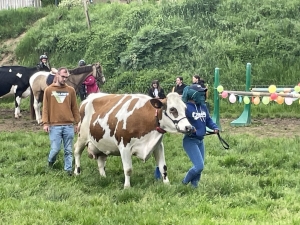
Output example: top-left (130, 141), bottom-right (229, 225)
top-left (1, 0), bottom-right (300, 94)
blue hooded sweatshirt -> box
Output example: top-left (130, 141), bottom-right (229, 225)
top-left (185, 102), bottom-right (218, 139)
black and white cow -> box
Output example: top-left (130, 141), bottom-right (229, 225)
top-left (0, 66), bottom-right (39, 118)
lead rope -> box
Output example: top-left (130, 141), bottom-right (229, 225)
top-left (206, 131), bottom-right (229, 149)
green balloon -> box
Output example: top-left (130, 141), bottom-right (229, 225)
top-left (294, 86), bottom-right (300, 93)
top-left (243, 96), bottom-right (250, 104)
top-left (262, 96), bottom-right (270, 105)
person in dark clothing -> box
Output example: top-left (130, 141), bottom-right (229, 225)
top-left (181, 84), bottom-right (219, 188)
top-left (37, 54), bottom-right (51, 72)
top-left (172, 76), bottom-right (187, 95)
top-left (192, 74), bottom-right (205, 88)
top-left (148, 80), bottom-right (166, 99)
top-left (78, 59), bottom-right (87, 101)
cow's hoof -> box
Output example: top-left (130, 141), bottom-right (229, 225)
top-left (74, 167), bottom-right (81, 175)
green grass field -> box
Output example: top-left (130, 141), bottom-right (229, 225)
top-left (0, 127), bottom-right (300, 224)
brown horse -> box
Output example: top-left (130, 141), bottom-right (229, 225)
top-left (29, 63), bottom-right (105, 124)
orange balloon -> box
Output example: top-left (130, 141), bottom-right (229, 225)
top-left (277, 96), bottom-right (284, 104)
top-left (253, 96), bottom-right (260, 105)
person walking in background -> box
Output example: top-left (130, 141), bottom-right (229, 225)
top-left (37, 54), bottom-right (51, 72)
top-left (181, 84), bottom-right (219, 188)
top-left (172, 76), bottom-right (187, 95)
top-left (42, 67), bottom-right (80, 176)
top-left (148, 80), bottom-right (166, 99)
top-left (78, 59), bottom-right (87, 101)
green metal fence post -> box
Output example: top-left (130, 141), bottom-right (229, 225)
top-left (211, 67), bottom-right (221, 130)
top-left (230, 63), bottom-right (252, 126)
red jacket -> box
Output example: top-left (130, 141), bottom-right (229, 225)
top-left (83, 75), bottom-right (100, 95)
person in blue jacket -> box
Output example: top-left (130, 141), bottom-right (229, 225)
top-left (181, 84), bottom-right (219, 188)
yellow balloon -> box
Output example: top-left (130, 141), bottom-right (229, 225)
top-left (243, 96), bottom-right (250, 104)
top-left (268, 85), bottom-right (277, 93)
top-left (217, 85), bottom-right (224, 93)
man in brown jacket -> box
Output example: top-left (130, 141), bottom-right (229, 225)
top-left (42, 67), bottom-right (80, 175)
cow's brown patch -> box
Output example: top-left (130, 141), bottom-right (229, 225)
top-left (90, 95), bottom-right (131, 142)
top-left (113, 101), bottom-right (158, 146)
top-left (90, 112), bottom-right (105, 142)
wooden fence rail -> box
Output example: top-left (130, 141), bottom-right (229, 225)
top-left (0, 0), bottom-right (41, 10)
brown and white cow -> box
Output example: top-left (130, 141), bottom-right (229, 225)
top-left (74, 92), bottom-right (193, 188)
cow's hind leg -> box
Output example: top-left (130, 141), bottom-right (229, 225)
top-left (153, 142), bottom-right (170, 184)
top-left (73, 136), bottom-right (86, 175)
top-left (119, 147), bottom-right (133, 188)
top-left (14, 95), bottom-right (22, 118)
top-left (96, 154), bottom-right (107, 177)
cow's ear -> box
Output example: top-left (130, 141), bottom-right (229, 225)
top-left (150, 99), bottom-right (163, 109)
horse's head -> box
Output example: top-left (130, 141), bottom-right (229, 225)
top-left (92, 62), bottom-right (105, 85)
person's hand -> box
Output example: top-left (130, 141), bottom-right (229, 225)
top-left (43, 125), bottom-right (49, 133)
top-left (74, 125), bottom-right (79, 134)
top-left (214, 129), bottom-right (219, 134)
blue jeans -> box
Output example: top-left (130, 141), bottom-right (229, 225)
top-left (182, 135), bottom-right (205, 187)
top-left (48, 125), bottom-right (75, 171)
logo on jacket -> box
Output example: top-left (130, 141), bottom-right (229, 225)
top-left (51, 91), bottom-right (69, 103)
top-left (192, 111), bottom-right (206, 122)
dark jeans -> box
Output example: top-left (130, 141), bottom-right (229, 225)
top-left (78, 84), bottom-right (86, 101)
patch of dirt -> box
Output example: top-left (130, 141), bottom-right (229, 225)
top-left (0, 33), bottom-right (26, 66)
top-left (0, 109), bottom-right (299, 138)
top-left (0, 109), bottom-right (42, 133)
top-left (220, 118), bottom-right (300, 138)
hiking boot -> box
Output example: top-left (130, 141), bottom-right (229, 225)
top-left (48, 162), bottom-right (54, 168)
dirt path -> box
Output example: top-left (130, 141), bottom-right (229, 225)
top-left (0, 109), bottom-right (299, 137)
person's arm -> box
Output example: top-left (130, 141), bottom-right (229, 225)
top-left (159, 88), bottom-right (166, 99)
top-left (148, 88), bottom-right (154, 98)
top-left (83, 76), bottom-right (96, 86)
top-left (42, 89), bottom-right (50, 132)
top-left (205, 107), bottom-right (219, 132)
top-left (70, 89), bottom-right (80, 133)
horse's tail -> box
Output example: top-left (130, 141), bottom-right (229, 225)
top-left (29, 86), bottom-right (35, 121)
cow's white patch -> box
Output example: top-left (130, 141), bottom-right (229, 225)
top-left (16, 73), bottom-right (22, 78)
top-left (12, 85), bottom-right (17, 94)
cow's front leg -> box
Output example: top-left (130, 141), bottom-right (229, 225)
top-left (97, 154), bottom-right (107, 177)
top-left (153, 142), bottom-right (170, 184)
top-left (119, 147), bottom-right (133, 188)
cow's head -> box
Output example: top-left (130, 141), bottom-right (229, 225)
top-left (150, 92), bottom-right (193, 134)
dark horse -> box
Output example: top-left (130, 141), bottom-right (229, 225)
top-left (29, 63), bottom-right (105, 124)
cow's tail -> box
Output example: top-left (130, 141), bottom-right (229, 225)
top-left (29, 86), bottom-right (35, 121)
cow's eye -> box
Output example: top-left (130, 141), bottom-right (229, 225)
top-left (169, 107), bottom-right (176, 113)
top-left (169, 107), bottom-right (178, 118)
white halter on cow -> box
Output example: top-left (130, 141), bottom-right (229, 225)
top-left (74, 92), bottom-right (193, 188)
top-left (29, 63), bottom-right (105, 124)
